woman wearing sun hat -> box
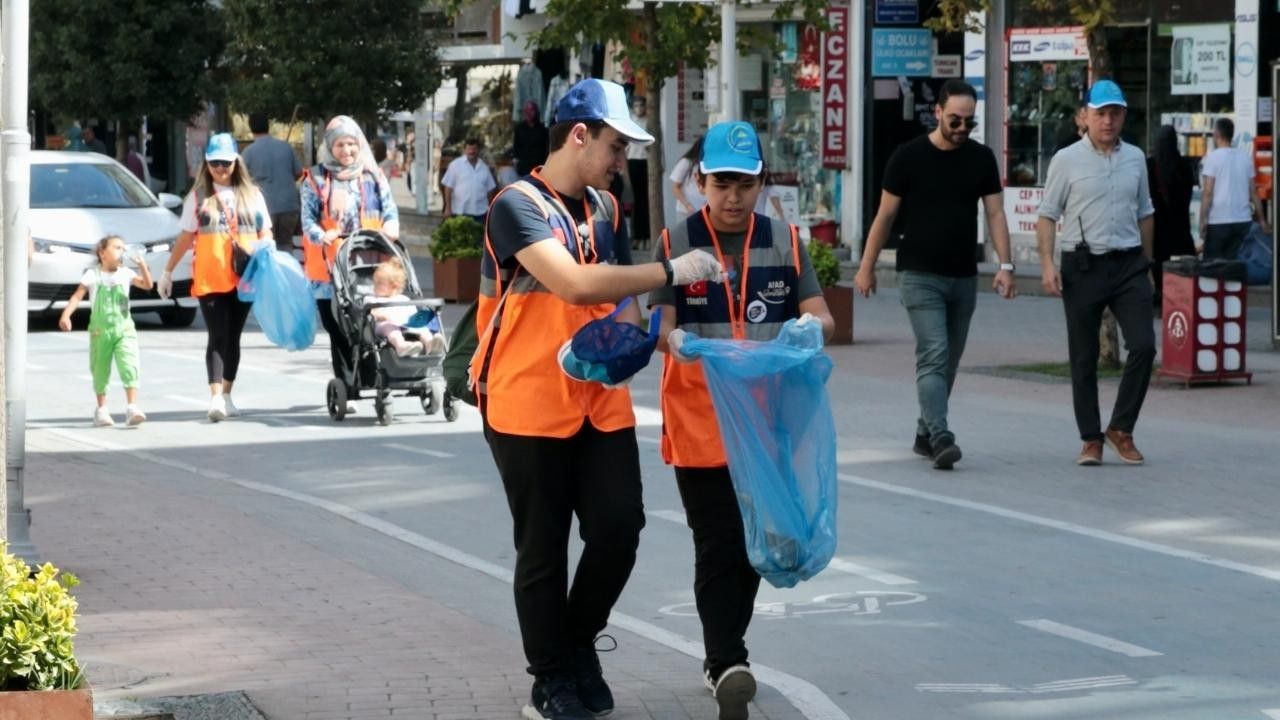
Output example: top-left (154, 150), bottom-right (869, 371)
top-left (160, 133), bottom-right (274, 422)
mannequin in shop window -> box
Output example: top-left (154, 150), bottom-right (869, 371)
top-left (512, 100), bottom-right (549, 175)
top-left (544, 71), bottom-right (571, 125)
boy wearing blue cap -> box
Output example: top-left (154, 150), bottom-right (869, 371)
top-left (650, 120), bottom-right (833, 720)
top-left (476, 78), bottom-right (724, 720)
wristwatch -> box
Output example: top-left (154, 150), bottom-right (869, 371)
top-left (998, 262), bottom-right (1016, 272)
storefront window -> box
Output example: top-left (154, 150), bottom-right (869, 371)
top-left (1005, 28), bottom-right (1089, 186)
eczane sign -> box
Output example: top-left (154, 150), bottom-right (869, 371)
top-left (823, 6), bottom-right (849, 169)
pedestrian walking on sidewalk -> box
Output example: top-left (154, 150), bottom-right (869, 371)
top-left (1198, 117), bottom-right (1271, 259)
top-left (242, 112), bottom-right (304, 255)
top-left (58, 235), bottom-right (154, 427)
top-left (441, 137), bottom-right (497, 223)
top-left (651, 120), bottom-right (834, 720)
top-left (855, 79), bottom-right (1016, 470)
top-left (1036, 80), bottom-right (1156, 467)
top-left (300, 115), bottom-right (400, 415)
top-left (160, 133), bottom-right (274, 422)
top-left (475, 78), bottom-right (723, 720)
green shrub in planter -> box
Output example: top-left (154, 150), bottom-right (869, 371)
top-left (429, 216), bottom-right (484, 261)
top-left (0, 545), bottom-right (84, 690)
top-left (808, 240), bottom-right (840, 289)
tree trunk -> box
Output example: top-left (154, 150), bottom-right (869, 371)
top-left (447, 66), bottom-right (470, 147)
top-left (1086, 27), bottom-right (1111, 79)
top-left (643, 3), bottom-right (666, 250)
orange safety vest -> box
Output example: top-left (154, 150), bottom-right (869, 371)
top-left (190, 191), bottom-right (262, 297)
top-left (470, 174), bottom-right (633, 438)
top-left (301, 167), bottom-right (386, 283)
top-left (659, 210), bottom-right (801, 467)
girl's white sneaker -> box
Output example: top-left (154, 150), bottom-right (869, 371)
top-left (208, 394), bottom-right (227, 422)
top-left (125, 405), bottom-right (147, 426)
top-left (93, 407), bottom-right (115, 427)
top-left (223, 395), bottom-right (240, 417)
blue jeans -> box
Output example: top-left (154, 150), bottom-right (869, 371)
top-left (898, 272), bottom-right (978, 446)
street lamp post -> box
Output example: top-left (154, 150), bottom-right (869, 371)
top-left (719, 0), bottom-right (738, 119)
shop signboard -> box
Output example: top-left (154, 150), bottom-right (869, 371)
top-left (822, 6), bottom-right (850, 169)
top-left (932, 55), bottom-right (961, 78)
top-left (1008, 27), bottom-right (1087, 63)
top-left (872, 28), bottom-right (933, 77)
top-left (1003, 187), bottom-right (1064, 236)
top-left (875, 0), bottom-right (918, 25)
top-left (1170, 24), bottom-right (1232, 95)
top-left (1235, 0), bottom-right (1260, 145)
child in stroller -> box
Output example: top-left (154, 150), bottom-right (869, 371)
top-left (366, 258), bottom-right (445, 357)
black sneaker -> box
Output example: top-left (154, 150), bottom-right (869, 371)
top-left (523, 676), bottom-right (593, 720)
top-left (573, 644), bottom-right (614, 716)
top-left (912, 433), bottom-right (932, 457)
top-left (931, 438), bottom-right (962, 470)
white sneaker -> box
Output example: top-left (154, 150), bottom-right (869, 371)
top-left (208, 394), bottom-right (227, 422)
top-left (125, 404), bottom-right (147, 426)
top-left (427, 334), bottom-right (446, 354)
top-left (396, 341), bottom-right (424, 358)
top-left (93, 407), bottom-right (115, 427)
top-left (713, 665), bottom-right (756, 720)
top-left (223, 395), bottom-right (240, 417)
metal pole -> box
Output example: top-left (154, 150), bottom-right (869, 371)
top-left (719, 0), bottom-right (738, 119)
top-left (847, 0), bottom-right (865, 255)
top-left (2, 0), bottom-right (37, 562)
top-left (415, 99), bottom-right (430, 213)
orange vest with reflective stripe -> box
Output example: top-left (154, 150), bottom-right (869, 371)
top-left (471, 174), bottom-right (633, 439)
top-left (659, 212), bottom-right (801, 467)
top-left (190, 191), bottom-right (261, 297)
top-left (301, 167), bottom-right (385, 282)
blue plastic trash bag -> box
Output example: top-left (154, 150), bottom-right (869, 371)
top-left (681, 319), bottom-right (837, 588)
top-left (405, 308), bottom-right (442, 334)
top-left (237, 241), bottom-right (317, 351)
top-left (1239, 223), bottom-right (1273, 286)
top-left (558, 298), bottom-right (661, 387)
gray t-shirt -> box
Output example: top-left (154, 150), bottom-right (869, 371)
top-left (649, 218), bottom-right (821, 307)
top-left (242, 135), bottom-right (302, 214)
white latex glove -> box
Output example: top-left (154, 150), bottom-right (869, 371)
top-left (666, 329), bottom-right (697, 363)
top-left (669, 249), bottom-right (724, 286)
top-left (796, 312), bottom-right (817, 328)
top-left (157, 271), bottom-right (173, 300)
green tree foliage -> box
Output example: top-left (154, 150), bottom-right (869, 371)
top-left (31, 0), bottom-right (224, 125)
top-left (222, 0), bottom-right (444, 124)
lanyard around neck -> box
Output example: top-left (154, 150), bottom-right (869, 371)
top-left (532, 170), bottom-right (596, 264)
top-left (213, 192), bottom-right (242, 238)
top-left (700, 206), bottom-right (754, 340)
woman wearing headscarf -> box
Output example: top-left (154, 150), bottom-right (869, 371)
top-left (1147, 125), bottom-right (1196, 311)
top-left (300, 116), bottom-right (400, 411)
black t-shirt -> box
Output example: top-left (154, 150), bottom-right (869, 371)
top-left (881, 134), bottom-right (1002, 277)
top-left (486, 188), bottom-right (631, 270)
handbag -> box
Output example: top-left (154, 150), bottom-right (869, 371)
top-left (213, 192), bottom-right (254, 277)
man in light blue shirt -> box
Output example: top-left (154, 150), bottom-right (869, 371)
top-left (1036, 80), bottom-right (1156, 468)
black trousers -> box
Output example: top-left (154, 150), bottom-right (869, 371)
top-left (197, 291), bottom-right (252, 384)
top-left (1061, 249), bottom-right (1156, 441)
top-left (484, 420), bottom-right (645, 677)
top-left (1204, 221), bottom-right (1250, 260)
top-left (675, 465), bottom-right (761, 680)
top-left (627, 158), bottom-right (650, 242)
top-left (317, 298), bottom-right (356, 392)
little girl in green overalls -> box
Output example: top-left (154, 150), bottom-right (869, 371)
top-left (59, 235), bottom-right (154, 427)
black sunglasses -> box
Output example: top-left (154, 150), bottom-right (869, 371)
top-left (208, 159), bottom-right (234, 168)
top-left (948, 115), bottom-right (979, 130)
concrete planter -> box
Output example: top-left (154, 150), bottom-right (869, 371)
top-left (432, 256), bottom-right (481, 302)
top-left (0, 685), bottom-right (92, 720)
top-left (823, 283), bottom-right (854, 345)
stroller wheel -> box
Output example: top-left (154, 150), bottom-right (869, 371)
top-left (443, 392), bottom-right (458, 422)
top-left (422, 387), bottom-right (439, 415)
top-left (327, 379), bottom-right (348, 421)
top-left (375, 375), bottom-right (393, 426)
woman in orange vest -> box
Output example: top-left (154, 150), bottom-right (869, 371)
top-left (650, 121), bottom-right (834, 720)
top-left (300, 116), bottom-right (400, 413)
top-left (159, 133), bottom-right (274, 421)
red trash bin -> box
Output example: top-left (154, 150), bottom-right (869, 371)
top-left (1157, 259), bottom-right (1252, 386)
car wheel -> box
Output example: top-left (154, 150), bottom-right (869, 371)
top-left (160, 306), bottom-right (198, 327)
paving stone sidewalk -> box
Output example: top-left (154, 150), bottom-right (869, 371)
top-left (26, 430), bottom-right (797, 720)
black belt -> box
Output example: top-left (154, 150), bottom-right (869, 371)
top-left (1066, 246), bottom-right (1142, 258)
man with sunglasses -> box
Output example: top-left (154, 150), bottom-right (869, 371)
top-left (856, 79), bottom-right (1015, 470)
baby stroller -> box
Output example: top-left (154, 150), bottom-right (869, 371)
top-left (326, 229), bottom-right (458, 425)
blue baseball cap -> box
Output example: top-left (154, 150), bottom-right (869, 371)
top-left (205, 133), bottom-right (239, 162)
top-left (554, 79), bottom-right (654, 145)
top-left (1086, 80), bottom-right (1127, 109)
top-left (700, 121), bottom-right (764, 175)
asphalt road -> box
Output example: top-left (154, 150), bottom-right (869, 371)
top-left (23, 277), bottom-right (1280, 720)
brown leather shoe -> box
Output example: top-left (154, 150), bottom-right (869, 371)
top-left (1077, 440), bottom-right (1103, 466)
top-left (1105, 429), bottom-right (1144, 465)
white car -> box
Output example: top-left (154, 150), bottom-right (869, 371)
top-left (29, 150), bottom-right (198, 326)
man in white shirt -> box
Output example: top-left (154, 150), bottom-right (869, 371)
top-left (1199, 118), bottom-right (1270, 259)
top-left (441, 138), bottom-right (497, 223)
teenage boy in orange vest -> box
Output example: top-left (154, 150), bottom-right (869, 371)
top-left (475, 79), bottom-right (724, 720)
top-left (650, 121), bottom-right (834, 720)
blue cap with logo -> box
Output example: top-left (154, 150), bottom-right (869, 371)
top-left (700, 121), bottom-right (764, 175)
top-left (554, 79), bottom-right (654, 145)
top-left (205, 133), bottom-right (239, 162)
top-left (1086, 80), bottom-right (1127, 109)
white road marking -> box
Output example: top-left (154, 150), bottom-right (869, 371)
top-left (1261, 710), bottom-right (1280, 719)
top-left (1016, 619), bottom-right (1162, 658)
top-left (648, 508), bottom-right (916, 586)
top-left (164, 394), bottom-right (209, 407)
top-left (915, 683), bottom-right (1018, 694)
top-left (839, 472), bottom-right (1280, 584)
top-left (40, 427), bottom-right (851, 720)
top-left (916, 676), bottom-right (1136, 694)
top-left (383, 443), bottom-right (455, 459)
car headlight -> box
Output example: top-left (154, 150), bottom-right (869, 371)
top-left (32, 238), bottom-right (91, 255)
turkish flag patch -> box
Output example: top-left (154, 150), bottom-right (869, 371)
top-left (688, 280), bottom-right (707, 297)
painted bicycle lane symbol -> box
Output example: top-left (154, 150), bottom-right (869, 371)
top-left (659, 591), bottom-right (927, 620)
